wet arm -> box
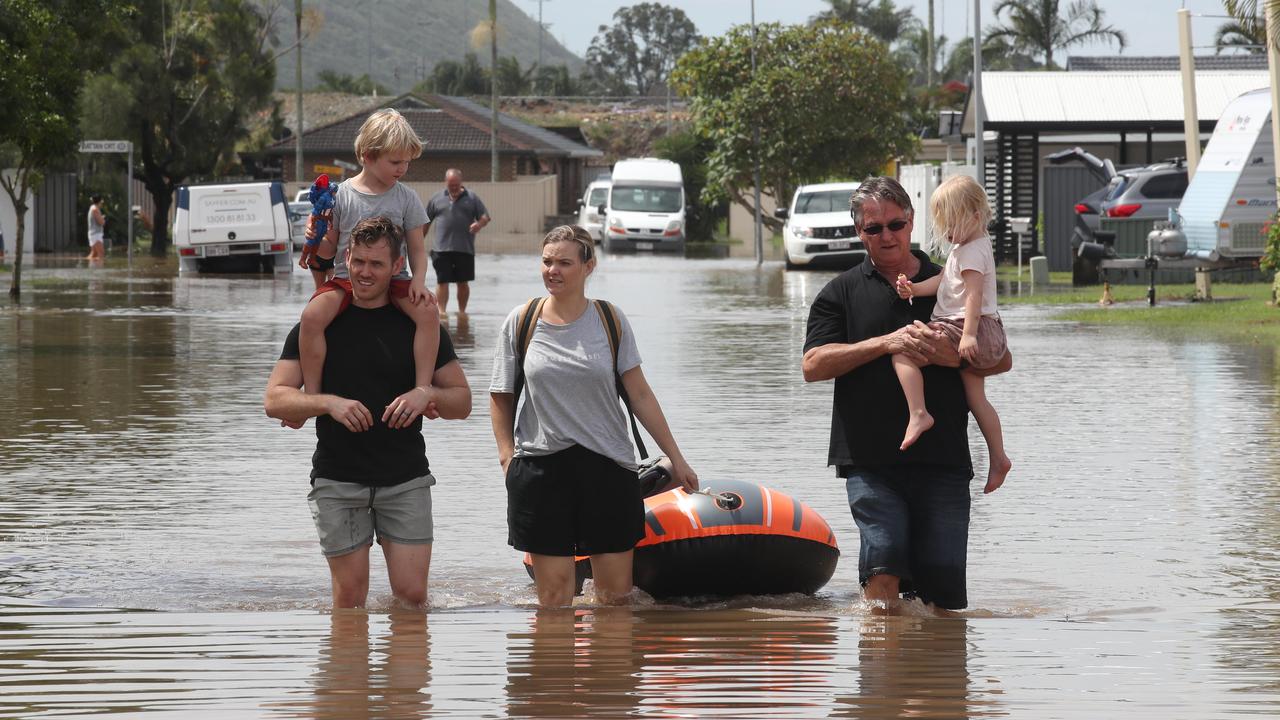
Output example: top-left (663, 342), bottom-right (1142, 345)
top-left (490, 392), bottom-right (516, 471)
top-left (423, 360), bottom-right (471, 420)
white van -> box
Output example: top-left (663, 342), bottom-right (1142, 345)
top-left (602, 158), bottom-right (686, 253)
top-left (173, 182), bottom-right (293, 273)
top-left (576, 179), bottom-right (611, 241)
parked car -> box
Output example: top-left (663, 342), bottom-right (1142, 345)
top-left (774, 182), bottom-right (865, 270)
top-left (576, 179), bottom-right (611, 241)
top-left (602, 158), bottom-right (686, 253)
top-left (1098, 161), bottom-right (1188, 222)
top-left (288, 201), bottom-right (310, 251)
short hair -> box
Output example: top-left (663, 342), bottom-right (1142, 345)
top-left (929, 174), bottom-right (992, 246)
top-left (541, 224), bottom-right (595, 262)
top-left (349, 216), bottom-right (404, 261)
top-left (445, 168), bottom-right (462, 180)
top-left (353, 109), bottom-right (424, 163)
top-left (848, 176), bottom-right (913, 229)
top-left (90, 194), bottom-right (104, 204)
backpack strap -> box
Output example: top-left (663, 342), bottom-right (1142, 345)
top-left (593, 299), bottom-right (648, 460)
top-left (512, 296), bottom-right (546, 403)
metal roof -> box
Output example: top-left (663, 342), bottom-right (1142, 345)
top-left (962, 71), bottom-right (1271, 133)
top-left (1067, 55), bottom-right (1269, 72)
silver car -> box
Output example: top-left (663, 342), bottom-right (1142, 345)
top-left (1098, 162), bottom-right (1188, 221)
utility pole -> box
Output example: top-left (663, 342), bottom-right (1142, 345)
top-left (529, 0), bottom-right (551, 69)
top-left (927, 0), bottom-right (935, 87)
top-left (1263, 0), bottom-right (1280, 195)
top-left (972, 0), bottom-right (984, 183)
top-left (490, 0), bottom-right (499, 182)
top-left (1177, 8), bottom-right (1201, 179)
top-left (295, 0), bottom-right (303, 185)
top-left (752, 0), bottom-right (762, 266)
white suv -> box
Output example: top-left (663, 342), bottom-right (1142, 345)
top-left (775, 182), bottom-right (865, 269)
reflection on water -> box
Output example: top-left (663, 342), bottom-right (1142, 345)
top-left (3, 253), bottom-right (1280, 715)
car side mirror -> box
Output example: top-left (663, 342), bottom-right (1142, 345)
top-left (774, 207), bottom-right (789, 219)
top-left (597, 204), bottom-right (607, 216)
top-left (576, 199), bottom-right (584, 208)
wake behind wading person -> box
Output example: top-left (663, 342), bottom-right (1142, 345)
top-left (265, 217), bottom-right (472, 609)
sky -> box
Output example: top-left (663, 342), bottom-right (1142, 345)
top-left (533, 0), bottom-right (1246, 61)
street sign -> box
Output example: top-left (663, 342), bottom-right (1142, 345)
top-left (79, 140), bottom-right (132, 153)
top-left (313, 164), bottom-right (345, 176)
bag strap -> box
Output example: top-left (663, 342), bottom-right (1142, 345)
top-left (593, 299), bottom-right (648, 460)
top-left (511, 296), bottom-right (648, 460)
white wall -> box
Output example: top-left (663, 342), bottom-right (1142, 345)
top-left (0, 170), bottom-right (35, 265)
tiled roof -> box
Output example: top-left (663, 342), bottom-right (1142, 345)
top-left (267, 93), bottom-right (600, 158)
top-left (1067, 55), bottom-right (1269, 71)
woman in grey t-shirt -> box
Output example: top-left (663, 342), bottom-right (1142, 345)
top-left (489, 225), bottom-right (698, 608)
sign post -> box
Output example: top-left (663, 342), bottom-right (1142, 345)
top-left (79, 140), bottom-right (135, 267)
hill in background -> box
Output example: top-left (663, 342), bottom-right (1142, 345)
top-left (277, 0), bottom-right (584, 94)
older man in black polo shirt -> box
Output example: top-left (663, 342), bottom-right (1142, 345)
top-left (802, 176), bottom-right (1010, 612)
top-left (427, 168), bottom-right (490, 315)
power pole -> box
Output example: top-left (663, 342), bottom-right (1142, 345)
top-left (490, 0), bottom-right (499, 182)
top-left (972, 0), bottom-right (984, 182)
top-left (531, 0), bottom-right (551, 69)
top-left (927, 0), bottom-right (935, 87)
top-left (752, 0), bottom-right (762, 266)
top-left (1177, 8), bottom-right (1201, 179)
top-left (295, 0), bottom-right (303, 185)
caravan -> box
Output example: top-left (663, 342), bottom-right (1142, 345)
top-left (1178, 87), bottom-right (1276, 260)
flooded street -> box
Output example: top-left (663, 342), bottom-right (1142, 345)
top-left (3, 250), bottom-right (1280, 717)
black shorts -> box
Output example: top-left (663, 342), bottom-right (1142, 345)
top-left (506, 444), bottom-right (644, 556)
top-left (430, 250), bottom-right (475, 283)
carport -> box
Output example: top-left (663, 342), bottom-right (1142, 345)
top-left (961, 70), bottom-right (1268, 268)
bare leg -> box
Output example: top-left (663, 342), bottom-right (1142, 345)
top-left (587, 550), bottom-right (634, 605)
top-left (456, 281), bottom-right (470, 314)
top-left (530, 554), bottom-right (577, 608)
top-left (300, 290), bottom-right (345, 394)
top-left (326, 546), bottom-right (372, 609)
top-left (392, 294), bottom-right (440, 393)
top-left (435, 283), bottom-right (450, 314)
top-left (892, 354), bottom-right (934, 451)
top-left (310, 267), bottom-right (328, 291)
top-left (864, 573), bottom-right (902, 615)
top-left (382, 541), bottom-right (432, 609)
top-left (961, 371), bottom-right (1011, 493)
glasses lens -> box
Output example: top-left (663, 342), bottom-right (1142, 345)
top-left (888, 219), bottom-right (908, 231)
top-left (862, 224), bottom-right (883, 235)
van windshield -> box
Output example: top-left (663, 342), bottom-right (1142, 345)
top-left (795, 190), bottom-right (854, 214)
top-left (588, 187), bottom-right (609, 206)
top-left (611, 185), bottom-right (682, 213)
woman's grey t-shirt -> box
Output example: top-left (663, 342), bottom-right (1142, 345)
top-left (489, 301), bottom-right (643, 470)
top-left (331, 182), bottom-right (428, 280)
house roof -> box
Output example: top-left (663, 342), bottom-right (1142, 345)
top-left (1067, 55), bottom-right (1269, 72)
top-left (961, 71), bottom-right (1271, 133)
top-left (266, 93), bottom-right (602, 159)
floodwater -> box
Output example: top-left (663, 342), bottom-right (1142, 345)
top-left (2, 249), bottom-right (1279, 717)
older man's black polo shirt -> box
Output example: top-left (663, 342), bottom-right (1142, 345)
top-left (804, 250), bottom-right (972, 474)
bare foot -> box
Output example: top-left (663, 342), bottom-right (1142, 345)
top-left (984, 453), bottom-right (1012, 494)
top-left (899, 409), bottom-right (934, 450)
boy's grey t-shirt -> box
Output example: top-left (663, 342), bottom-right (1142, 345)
top-left (489, 302), bottom-right (642, 470)
top-left (331, 182), bottom-right (428, 280)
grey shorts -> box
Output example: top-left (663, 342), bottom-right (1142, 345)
top-left (307, 475), bottom-right (436, 557)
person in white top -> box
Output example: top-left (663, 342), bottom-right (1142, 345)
top-left (85, 195), bottom-right (106, 261)
top-left (894, 175), bottom-right (1011, 494)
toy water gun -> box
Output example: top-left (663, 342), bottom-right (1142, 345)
top-left (299, 174), bottom-right (338, 270)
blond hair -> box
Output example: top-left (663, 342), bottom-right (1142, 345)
top-left (542, 225), bottom-right (595, 262)
top-left (929, 174), bottom-right (992, 249)
top-left (353, 109), bottom-right (424, 164)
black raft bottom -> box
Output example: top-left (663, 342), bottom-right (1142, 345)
top-left (633, 535), bottom-right (839, 600)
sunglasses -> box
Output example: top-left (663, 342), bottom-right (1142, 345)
top-left (858, 219), bottom-right (909, 236)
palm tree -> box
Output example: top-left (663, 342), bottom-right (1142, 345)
top-left (814, 0), bottom-right (918, 45)
top-left (1222, 1), bottom-right (1278, 53)
top-left (986, 0), bottom-right (1127, 70)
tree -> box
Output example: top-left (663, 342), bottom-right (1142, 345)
top-left (587, 3), bottom-right (701, 96)
top-left (814, 0), bottom-right (918, 45)
top-left (986, 0), bottom-right (1126, 70)
top-left (653, 130), bottom-right (722, 241)
top-left (0, 0), bottom-right (124, 297)
top-left (1220, 1), bottom-right (1279, 54)
top-left (533, 65), bottom-right (579, 96)
top-left (80, 0), bottom-right (277, 257)
top-left (493, 57), bottom-right (535, 95)
top-left (416, 54), bottom-right (490, 95)
top-left (673, 22), bottom-right (917, 232)
top-left (941, 35), bottom-right (1043, 82)
top-left (316, 70), bottom-right (390, 95)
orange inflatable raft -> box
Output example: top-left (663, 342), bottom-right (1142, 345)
top-left (523, 467), bottom-right (840, 598)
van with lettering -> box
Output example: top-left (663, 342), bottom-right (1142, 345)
top-left (173, 181), bottom-right (294, 273)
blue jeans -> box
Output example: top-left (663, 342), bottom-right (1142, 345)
top-left (845, 465), bottom-right (972, 610)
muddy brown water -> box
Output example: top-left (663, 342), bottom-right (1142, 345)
top-left (1, 252), bottom-right (1279, 717)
